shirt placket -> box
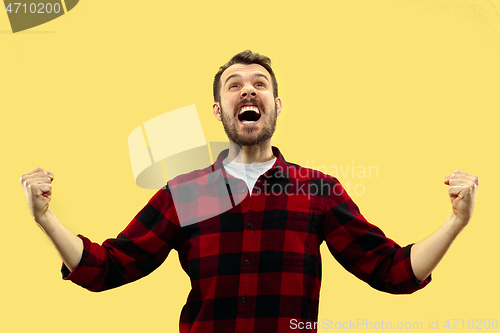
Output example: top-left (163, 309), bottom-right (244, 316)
top-left (234, 177), bottom-right (266, 333)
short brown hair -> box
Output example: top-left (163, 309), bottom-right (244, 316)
top-left (213, 50), bottom-right (278, 102)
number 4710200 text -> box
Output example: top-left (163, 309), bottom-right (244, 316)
top-left (5, 3), bottom-right (62, 14)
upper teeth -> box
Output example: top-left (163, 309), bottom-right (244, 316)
top-left (239, 106), bottom-right (260, 115)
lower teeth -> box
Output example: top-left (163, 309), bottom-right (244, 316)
top-left (242, 120), bottom-right (255, 124)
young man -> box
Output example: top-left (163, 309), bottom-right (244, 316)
top-left (21, 50), bottom-right (479, 333)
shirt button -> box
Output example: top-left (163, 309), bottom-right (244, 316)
top-left (254, 188), bottom-right (261, 194)
top-left (239, 188), bottom-right (246, 194)
top-left (245, 258), bottom-right (250, 265)
top-left (241, 297), bottom-right (247, 304)
top-left (248, 222), bottom-right (253, 228)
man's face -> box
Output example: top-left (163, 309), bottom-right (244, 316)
top-left (213, 63), bottom-right (282, 147)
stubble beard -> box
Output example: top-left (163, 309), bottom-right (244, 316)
top-left (220, 102), bottom-right (277, 147)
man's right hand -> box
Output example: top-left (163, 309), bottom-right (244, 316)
top-left (20, 167), bottom-right (84, 271)
top-left (20, 167), bottom-right (54, 225)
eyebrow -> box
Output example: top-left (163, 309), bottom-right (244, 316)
top-left (224, 73), bottom-right (270, 86)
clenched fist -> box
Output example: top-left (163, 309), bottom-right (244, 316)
top-left (444, 170), bottom-right (479, 227)
top-left (20, 167), bottom-right (54, 225)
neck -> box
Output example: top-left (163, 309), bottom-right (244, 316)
top-left (226, 141), bottom-right (275, 164)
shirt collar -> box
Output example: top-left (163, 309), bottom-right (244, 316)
top-left (207, 146), bottom-right (290, 184)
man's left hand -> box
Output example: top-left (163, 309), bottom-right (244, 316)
top-left (444, 170), bottom-right (479, 227)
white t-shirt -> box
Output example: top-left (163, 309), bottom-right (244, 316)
top-left (223, 157), bottom-right (277, 196)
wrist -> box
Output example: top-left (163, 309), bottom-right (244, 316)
top-left (447, 213), bottom-right (469, 235)
top-left (35, 208), bottom-right (57, 233)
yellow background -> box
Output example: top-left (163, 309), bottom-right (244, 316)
top-left (1, 0), bottom-right (499, 332)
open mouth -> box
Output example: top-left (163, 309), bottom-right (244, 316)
top-left (237, 105), bottom-right (262, 124)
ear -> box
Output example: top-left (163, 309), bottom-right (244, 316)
top-left (213, 102), bottom-right (222, 121)
top-left (275, 97), bottom-right (283, 117)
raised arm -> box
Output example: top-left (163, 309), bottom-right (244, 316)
top-left (410, 170), bottom-right (479, 281)
top-left (20, 167), bottom-right (83, 271)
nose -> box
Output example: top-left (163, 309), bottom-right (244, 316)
top-left (240, 85), bottom-right (257, 99)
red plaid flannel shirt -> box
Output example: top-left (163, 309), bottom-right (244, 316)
top-left (62, 146), bottom-right (431, 333)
